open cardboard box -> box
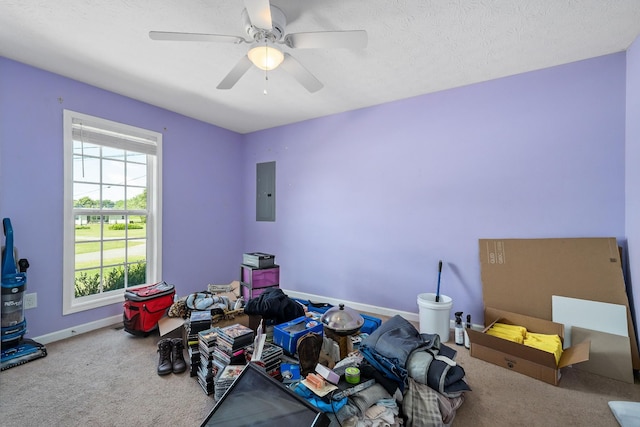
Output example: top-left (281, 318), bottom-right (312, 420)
top-left (468, 307), bottom-right (590, 385)
top-left (478, 238), bottom-right (639, 379)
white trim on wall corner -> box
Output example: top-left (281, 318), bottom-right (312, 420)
top-left (282, 289), bottom-right (420, 324)
top-left (33, 314), bottom-right (122, 345)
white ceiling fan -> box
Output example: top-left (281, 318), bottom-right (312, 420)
top-left (149, 0), bottom-right (368, 93)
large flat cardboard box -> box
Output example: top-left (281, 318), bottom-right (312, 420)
top-left (479, 238), bottom-right (639, 370)
top-left (468, 307), bottom-right (590, 385)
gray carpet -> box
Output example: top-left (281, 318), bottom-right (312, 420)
top-left (1, 325), bottom-right (215, 427)
top-left (1, 319), bottom-right (639, 426)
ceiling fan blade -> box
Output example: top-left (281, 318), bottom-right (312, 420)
top-left (244, 0), bottom-right (272, 30)
top-left (149, 31), bottom-right (245, 44)
top-left (285, 30), bottom-right (368, 49)
top-left (279, 53), bottom-right (323, 93)
top-left (217, 56), bottom-right (253, 90)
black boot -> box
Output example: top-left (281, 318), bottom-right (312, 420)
top-left (171, 338), bottom-right (187, 374)
top-left (157, 338), bottom-right (173, 376)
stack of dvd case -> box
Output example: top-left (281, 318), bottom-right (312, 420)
top-left (197, 327), bottom-right (220, 395)
top-left (246, 343), bottom-right (283, 378)
top-left (186, 311), bottom-right (212, 377)
top-left (214, 364), bottom-right (245, 401)
top-left (214, 323), bottom-right (254, 366)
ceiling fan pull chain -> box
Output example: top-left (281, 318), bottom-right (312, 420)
top-left (264, 69), bottom-right (269, 95)
top-left (264, 40), bottom-right (269, 95)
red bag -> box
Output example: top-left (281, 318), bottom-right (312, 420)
top-left (123, 281), bottom-right (175, 336)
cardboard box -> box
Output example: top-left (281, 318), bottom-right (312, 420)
top-left (273, 316), bottom-right (323, 355)
top-left (158, 316), bottom-right (185, 339)
top-left (208, 280), bottom-right (241, 301)
top-left (468, 307), bottom-right (590, 385)
top-left (479, 238), bottom-right (639, 371)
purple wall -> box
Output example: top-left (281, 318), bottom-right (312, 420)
top-left (0, 57), bottom-right (244, 337)
top-left (626, 35), bottom-right (640, 334)
top-left (0, 49), bottom-right (633, 338)
top-left (242, 53), bottom-right (627, 325)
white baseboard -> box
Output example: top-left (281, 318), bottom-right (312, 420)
top-left (33, 314), bottom-right (122, 345)
top-left (33, 293), bottom-right (472, 345)
top-left (282, 289), bottom-right (420, 324)
top-left (282, 289), bottom-right (475, 331)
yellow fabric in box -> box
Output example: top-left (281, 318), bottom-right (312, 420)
top-left (524, 332), bottom-right (563, 365)
top-left (486, 323), bottom-right (526, 344)
top-left (489, 323), bottom-right (527, 338)
top-left (486, 323), bottom-right (563, 365)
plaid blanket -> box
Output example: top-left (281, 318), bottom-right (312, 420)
top-left (403, 377), bottom-right (445, 426)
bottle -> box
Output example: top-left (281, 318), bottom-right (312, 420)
top-left (464, 314), bottom-right (471, 349)
top-left (454, 311), bottom-right (464, 346)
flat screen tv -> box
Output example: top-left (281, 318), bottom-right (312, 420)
top-left (200, 363), bottom-right (330, 427)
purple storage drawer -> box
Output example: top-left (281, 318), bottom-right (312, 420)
top-left (240, 264), bottom-right (280, 289)
top-left (241, 283), bottom-right (279, 301)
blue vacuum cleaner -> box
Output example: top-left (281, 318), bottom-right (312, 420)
top-left (1, 218), bottom-right (46, 370)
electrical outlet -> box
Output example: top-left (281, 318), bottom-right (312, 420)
top-left (24, 292), bottom-right (37, 309)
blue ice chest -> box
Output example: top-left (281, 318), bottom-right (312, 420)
top-left (360, 314), bottom-right (382, 334)
top-left (273, 316), bottom-right (324, 355)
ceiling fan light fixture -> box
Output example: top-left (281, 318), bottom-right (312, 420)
top-left (248, 44), bottom-right (284, 71)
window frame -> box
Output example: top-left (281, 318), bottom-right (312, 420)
top-left (62, 110), bottom-right (162, 315)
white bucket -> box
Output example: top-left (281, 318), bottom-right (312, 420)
top-left (417, 293), bottom-right (453, 342)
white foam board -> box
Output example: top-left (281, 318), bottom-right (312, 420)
top-left (552, 295), bottom-right (628, 348)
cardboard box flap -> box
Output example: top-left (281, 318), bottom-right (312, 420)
top-left (479, 238), bottom-right (639, 369)
top-left (557, 339), bottom-right (590, 369)
top-left (571, 327), bottom-right (633, 383)
top-left (158, 316), bottom-right (185, 337)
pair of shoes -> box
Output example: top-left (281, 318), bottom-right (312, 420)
top-left (157, 338), bottom-right (187, 376)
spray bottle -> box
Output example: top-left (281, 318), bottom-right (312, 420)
top-left (454, 311), bottom-right (464, 346)
top-left (464, 314), bottom-right (471, 349)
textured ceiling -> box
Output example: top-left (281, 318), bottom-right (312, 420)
top-left (1, 0), bottom-right (640, 134)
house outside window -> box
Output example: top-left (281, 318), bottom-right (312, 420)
top-left (63, 110), bottom-right (162, 314)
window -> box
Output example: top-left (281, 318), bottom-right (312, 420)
top-left (63, 110), bottom-right (162, 314)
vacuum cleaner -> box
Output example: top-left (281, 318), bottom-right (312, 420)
top-left (1, 218), bottom-right (47, 371)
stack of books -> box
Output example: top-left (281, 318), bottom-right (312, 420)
top-left (214, 365), bottom-right (245, 401)
top-left (197, 327), bottom-right (220, 395)
top-left (185, 311), bottom-right (212, 377)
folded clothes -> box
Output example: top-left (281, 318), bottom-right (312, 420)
top-left (524, 332), bottom-right (563, 365)
top-left (489, 323), bottom-right (527, 337)
top-left (486, 323), bottom-right (525, 344)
